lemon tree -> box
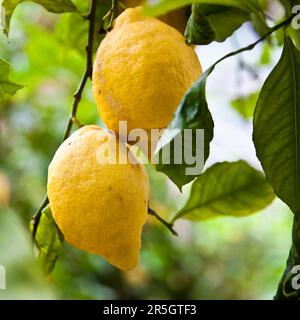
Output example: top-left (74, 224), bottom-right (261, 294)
top-left (1, 0), bottom-right (300, 300)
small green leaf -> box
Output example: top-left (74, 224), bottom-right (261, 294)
top-left (231, 92), bottom-right (259, 119)
top-left (1, 0), bottom-right (77, 35)
top-left (192, 4), bottom-right (249, 44)
top-left (253, 37), bottom-right (300, 214)
top-left (31, 205), bottom-right (64, 275)
top-left (173, 161), bottom-right (275, 222)
top-left (184, 4), bottom-right (216, 45)
top-left (0, 58), bottom-right (23, 101)
top-left (155, 68), bottom-right (214, 190)
top-left (260, 43), bottom-right (272, 65)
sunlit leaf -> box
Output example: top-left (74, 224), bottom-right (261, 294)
top-left (231, 92), bottom-right (259, 119)
top-left (173, 161), bottom-right (275, 222)
top-left (253, 37), bottom-right (300, 214)
top-left (55, 0), bottom-right (110, 55)
top-left (31, 205), bottom-right (64, 275)
top-left (1, 0), bottom-right (77, 35)
top-left (0, 58), bottom-right (23, 101)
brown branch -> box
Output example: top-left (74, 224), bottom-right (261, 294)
top-left (31, 0), bottom-right (97, 243)
top-left (148, 207), bottom-right (178, 236)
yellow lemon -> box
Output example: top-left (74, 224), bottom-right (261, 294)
top-left (47, 125), bottom-right (148, 270)
top-left (123, 0), bottom-right (190, 33)
top-left (0, 172), bottom-right (11, 207)
top-left (92, 7), bottom-right (201, 138)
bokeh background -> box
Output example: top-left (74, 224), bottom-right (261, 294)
top-left (0, 0), bottom-right (294, 299)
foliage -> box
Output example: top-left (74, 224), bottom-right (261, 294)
top-left (1, 0), bottom-right (77, 34)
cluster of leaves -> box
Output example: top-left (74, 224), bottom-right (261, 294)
top-left (145, 0), bottom-right (299, 223)
top-left (147, 0), bottom-right (300, 298)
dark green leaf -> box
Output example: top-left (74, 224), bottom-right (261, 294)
top-left (184, 4), bottom-right (216, 45)
top-left (253, 37), bottom-right (300, 214)
top-left (184, 4), bottom-right (249, 45)
top-left (155, 68), bottom-right (214, 190)
top-left (31, 205), bottom-right (64, 275)
top-left (0, 59), bottom-right (23, 101)
top-left (196, 4), bottom-right (249, 43)
top-left (1, 0), bottom-right (77, 35)
top-left (173, 161), bottom-right (275, 222)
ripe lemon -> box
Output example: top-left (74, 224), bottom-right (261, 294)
top-left (123, 0), bottom-right (190, 33)
top-left (92, 7), bottom-right (201, 138)
top-left (47, 125), bottom-right (149, 270)
top-left (0, 172), bottom-right (11, 207)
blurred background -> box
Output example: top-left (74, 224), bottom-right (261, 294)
top-left (0, 0), bottom-right (294, 299)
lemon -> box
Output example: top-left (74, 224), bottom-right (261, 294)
top-left (0, 172), bottom-right (11, 207)
top-left (123, 0), bottom-right (190, 33)
top-left (47, 126), bottom-right (149, 271)
top-left (92, 7), bottom-right (201, 138)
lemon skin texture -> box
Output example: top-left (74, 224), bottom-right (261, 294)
top-left (92, 7), bottom-right (202, 137)
top-left (47, 125), bottom-right (149, 271)
top-left (123, 0), bottom-right (190, 33)
top-left (0, 172), bottom-right (11, 207)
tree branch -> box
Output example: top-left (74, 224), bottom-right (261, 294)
top-left (31, 0), bottom-right (97, 243)
top-left (148, 207), bottom-right (178, 236)
top-left (210, 14), bottom-right (297, 71)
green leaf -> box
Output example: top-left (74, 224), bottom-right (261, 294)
top-left (31, 205), bottom-right (64, 275)
top-left (253, 37), bottom-right (300, 214)
top-left (173, 161), bottom-right (275, 222)
top-left (155, 68), bottom-right (214, 190)
top-left (250, 11), bottom-right (271, 38)
top-left (184, 4), bottom-right (216, 45)
top-left (55, 0), bottom-right (110, 55)
top-left (231, 92), bottom-right (259, 119)
top-left (260, 43), bottom-right (272, 65)
top-left (196, 4), bottom-right (249, 43)
top-left (1, 0), bottom-right (77, 35)
top-left (144, 0), bottom-right (261, 17)
top-left (0, 58), bottom-right (23, 101)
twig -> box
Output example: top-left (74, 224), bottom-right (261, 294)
top-left (210, 13), bottom-right (297, 70)
top-left (31, 0), bottom-right (97, 243)
top-left (148, 207), bottom-right (178, 236)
